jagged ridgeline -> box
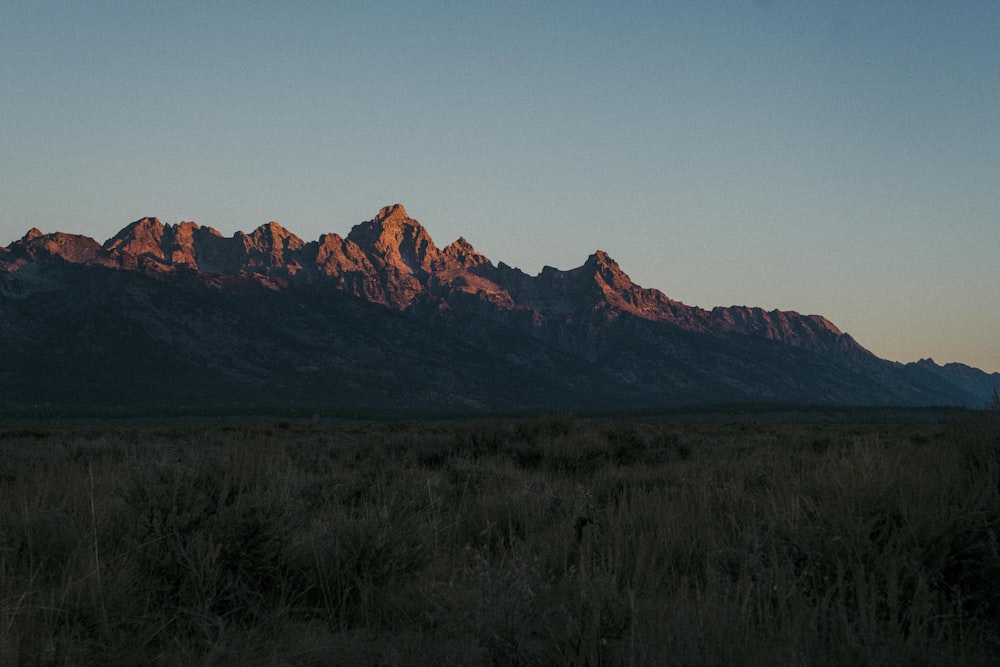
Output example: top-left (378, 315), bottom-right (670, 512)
top-left (1, 205), bottom-right (996, 410)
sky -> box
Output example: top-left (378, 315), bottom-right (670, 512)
top-left (2, 1), bottom-right (998, 373)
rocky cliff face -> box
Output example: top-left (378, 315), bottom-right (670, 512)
top-left (0, 205), bottom-right (990, 410)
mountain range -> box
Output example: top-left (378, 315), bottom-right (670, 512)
top-left (1, 204), bottom-right (996, 412)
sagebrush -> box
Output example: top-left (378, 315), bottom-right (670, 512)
top-left (1, 413), bottom-right (998, 665)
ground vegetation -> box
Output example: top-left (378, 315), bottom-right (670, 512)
top-left (1, 412), bottom-right (998, 665)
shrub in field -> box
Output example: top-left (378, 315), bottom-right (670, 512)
top-left (0, 509), bottom-right (80, 586)
top-left (921, 438), bottom-right (1000, 625)
top-left (286, 505), bottom-right (430, 631)
top-left (110, 455), bottom-right (296, 632)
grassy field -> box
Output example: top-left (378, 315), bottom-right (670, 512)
top-left (1, 412), bottom-right (998, 665)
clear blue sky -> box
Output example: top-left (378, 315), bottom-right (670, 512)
top-left (2, 1), bottom-right (998, 372)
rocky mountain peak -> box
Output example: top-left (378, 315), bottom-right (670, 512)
top-left (163, 221), bottom-right (209, 243)
top-left (589, 249), bottom-right (615, 265)
top-left (233, 221), bottom-right (305, 271)
top-left (159, 221), bottom-right (207, 268)
top-left (247, 221), bottom-right (303, 248)
top-left (101, 216), bottom-right (189, 270)
top-left (255, 220), bottom-right (290, 235)
top-left (442, 236), bottom-right (490, 269)
top-left (347, 204), bottom-right (440, 277)
top-left (15, 230), bottom-right (105, 265)
top-left (584, 250), bottom-right (625, 277)
top-left (375, 203), bottom-right (410, 223)
top-left (103, 217), bottom-right (166, 258)
top-left (585, 250), bottom-right (630, 284)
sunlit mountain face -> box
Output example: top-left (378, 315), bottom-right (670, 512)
top-left (1, 205), bottom-right (994, 411)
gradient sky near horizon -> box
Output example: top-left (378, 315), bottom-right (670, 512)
top-left (2, 2), bottom-right (998, 373)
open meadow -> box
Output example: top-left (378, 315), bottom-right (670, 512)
top-left (2, 411), bottom-right (999, 665)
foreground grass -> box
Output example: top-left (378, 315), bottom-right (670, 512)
top-left (1, 414), bottom-right (998, 665)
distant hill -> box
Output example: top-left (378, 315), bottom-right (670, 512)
top-left (1, 204), bottom-right (992, 411)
